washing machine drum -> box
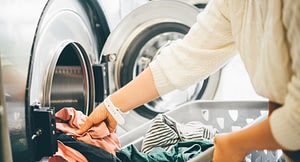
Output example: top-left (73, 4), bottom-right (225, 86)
top-left (103, 0), bottom-right (220, 119)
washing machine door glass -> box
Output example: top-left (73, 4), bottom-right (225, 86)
top-left (103, 0), bottom-right (220, 119)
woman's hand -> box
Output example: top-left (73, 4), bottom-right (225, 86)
top-left (77, 103), bottom-right (117, 134)
top-left (213, 133), bottom-right (248, 162)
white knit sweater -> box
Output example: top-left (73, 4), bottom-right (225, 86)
top-left (149, 0), bottom-right (300, 150)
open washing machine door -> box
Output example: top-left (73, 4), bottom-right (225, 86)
top-left (0, 0), bottom-right (111, 161)
top-left (101, 0), bottom-right (221, 132)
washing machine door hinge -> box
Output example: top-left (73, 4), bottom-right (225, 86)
top-left (30, 104), bottom-right (57, 161)
top-left (93, 53), bottom-right (115, 103)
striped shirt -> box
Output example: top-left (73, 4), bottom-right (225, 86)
top-left (141, 114), bottom-right (217, 153)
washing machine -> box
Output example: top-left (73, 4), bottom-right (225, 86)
top-left (0, 0), bottom-right (220, 161)
top-left (0, 0), bottom-right (111, 161)
top-left (103, 0), bottom-right (220, 133)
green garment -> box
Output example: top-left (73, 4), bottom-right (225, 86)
top-left (116, 140), bottom-right (213, 162)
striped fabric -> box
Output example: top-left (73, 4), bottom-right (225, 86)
top-left (141, 114), bottom-right (218, 153)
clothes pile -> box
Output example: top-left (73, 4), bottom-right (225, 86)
top-left (50, 107), bottom-right (121, 162)
top-left (50, 108), bottom-right (217, 162)
top-left (117, 114), bottom-right (217, 162)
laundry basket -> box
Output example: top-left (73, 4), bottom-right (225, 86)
top-left (119, 100), bottom-right (283, 162)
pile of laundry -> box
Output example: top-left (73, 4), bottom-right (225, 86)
top-left (50, 107), bottom-right (218, 162)
top-left (50, 107), bottom-right (121, 162)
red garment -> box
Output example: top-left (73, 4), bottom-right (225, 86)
top-left (49, 141), bottom-right (88, 162)
top-left (55, 107), bottom-right (121, 155)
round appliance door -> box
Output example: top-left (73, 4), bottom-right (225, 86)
top-left (27, 0), bottom-right (109, 160)
top-left (102, 0), bottom-right (221, 121)
top-left (29, 0), bottom-right (109, 115)
top-left (1, 0), bottom-right (111, 161)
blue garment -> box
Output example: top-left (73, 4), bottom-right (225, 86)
top-left (284, 150), bottom-right (300, 161)
top-left (117, 140), bottom-right (213, 162)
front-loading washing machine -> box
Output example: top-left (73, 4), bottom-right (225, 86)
top-left (0, 0), bottom-right (111, 161)
top-left (0, 0), bottom-right (220, 161)
top-left (102, 0), bottom-right (220, 133)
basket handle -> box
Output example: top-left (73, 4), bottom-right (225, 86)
top-left (188, 146), bottom-right (214, 162)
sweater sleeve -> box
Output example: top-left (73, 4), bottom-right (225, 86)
top-left (269, 0), bottom-right (300, 150)
top-left (149, 0), bottom-right (237, 96)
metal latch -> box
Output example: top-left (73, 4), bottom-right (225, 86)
top-left (31, 104), bottom-right (57, 161)
top-left (93, 53), bottom-right (116, 104)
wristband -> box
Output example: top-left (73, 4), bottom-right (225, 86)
top-left (104, 96), bottom-right (125, 125)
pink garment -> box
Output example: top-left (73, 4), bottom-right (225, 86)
top-left (55, 107), bottom-right (121, 155)
top-left (49, 141), bottom-right (88, 162)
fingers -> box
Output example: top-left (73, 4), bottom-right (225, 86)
top-left (77, 104), bottom-right (119, 134)
top-left (77, 117), bottom-right (117, 134)
top-left (108, 125), bottom-right (116, 133)
top-left (76, 118), bottom-right (93, 135)
top-left (107, 120), bottom-right (117, 133)
top-left (106, 110), bottom-right (117, 133)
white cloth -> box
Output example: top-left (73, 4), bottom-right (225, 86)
top-left (149, 0), bottom-right (300, 150)
top-left (141, 114), bottom-right (217, 153)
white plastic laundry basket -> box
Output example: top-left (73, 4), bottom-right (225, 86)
top-left (119, 101), bottom-right (283, 162)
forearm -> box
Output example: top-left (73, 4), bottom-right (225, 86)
top-left (228, 118), bottom-right (284, 152)
top-left (109, 67), bottom-right (160, 112)
top-left (213, 117), bottom-right (285, 162)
